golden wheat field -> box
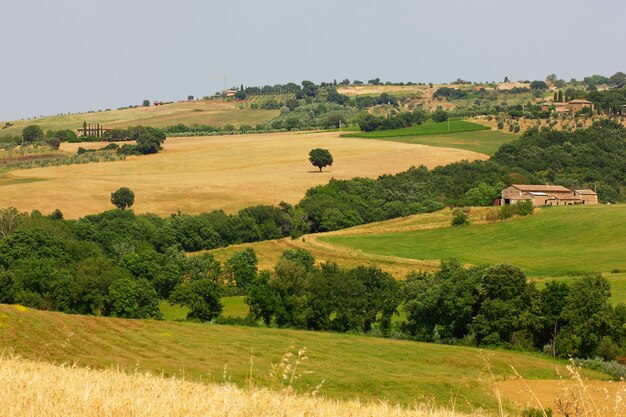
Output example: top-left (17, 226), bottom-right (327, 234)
top-left (0, 356), bottom-right (486, 417)
top-left (0, 131), bottom-right (487, 218)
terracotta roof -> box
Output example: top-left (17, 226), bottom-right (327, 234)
top-left (512, 184), bottom-right (571, 192)
top-left (575, 189), bottom-right (597, 195)
top-left (569, 99), bottom-right (593, 104)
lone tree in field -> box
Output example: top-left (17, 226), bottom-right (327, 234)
top-left (110, 187), bottom-right (135, 210)
top-left (309, 148), bottom-right (333, 172)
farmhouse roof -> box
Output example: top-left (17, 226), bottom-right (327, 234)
top-left (512, 184), bottom-right (571, 192)
top-left (575, 189), bottom-right (597, 195)
top-left (568, 99), bottom-right (593, 104)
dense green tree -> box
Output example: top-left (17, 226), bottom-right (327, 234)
top-left (169, 277), bottom-right (223, 322)
top-left (464, 182), bottom-right (502, 206)
top-left (245, 270), bottom-right (278, 325)
top-left (558, 274), bottom-right (614, 358)
top-left (110, 187), bottom-right (135, 210)
top-left (431, 109), bottom-right (449, 122)
top-left (470, 264), bottom-right (541, 347)
top-left (224, 248), bottom-right (258, 289)
top-left (22, 125), bottom-right (44, 143)
top-left (529, 80), bottom-right (548, 90)
top-left (106, 277), bottom-right (162, 319)
top-left (301, 80), bottom-right (318, 97)
top-left (308, 148), bottom-right (333, 172)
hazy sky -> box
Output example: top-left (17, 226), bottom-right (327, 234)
top-left (1, 0), bottom-right (625, 120)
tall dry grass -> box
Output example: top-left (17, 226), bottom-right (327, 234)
top-left (0, 356), bottom-right (487, 417)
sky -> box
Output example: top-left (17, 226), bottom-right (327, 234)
top-left (0, 0), bottom-right (625, 120)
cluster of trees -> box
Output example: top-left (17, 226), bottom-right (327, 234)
top-left (0, 202), bottom-right (304, 319)
top-left (102, 126), bottom-right (167, 155)
top-left (246, 250), bottom-right (400, 333)
top-left (433, 87), bottom-right (469, 100)
top-left (356, 109), bottom-right (428, 132)
top-left (588, 88), bottom-right (626, 114)
top-left (493, 120), bottom-right (626, 202)
top-left (353, 93), bottom-right (400, 109)
top-left (402, 261), bottom-right (625, 359)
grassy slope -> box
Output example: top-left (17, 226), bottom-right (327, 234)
top-left (0, 304), bottom-right (606, 412)
top-left (321, 205), bottom-right (626, 278)
top-left (349, 130), bottom-right (518, 155)
top-left (0, 100), bottom-right (279, 138)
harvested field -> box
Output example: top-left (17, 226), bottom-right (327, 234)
top-left (0, 131), bottom-right (487, 218)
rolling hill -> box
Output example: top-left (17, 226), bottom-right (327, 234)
top-left (0, 304), bottom-right (611, 413)
top-left (322, 205), bottom-right (626, 277)
top-left (209, 205), bottom-right (626, 302)
top-left (0, 100), bottom-right (279, 139)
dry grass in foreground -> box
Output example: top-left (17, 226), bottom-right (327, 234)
top-left (0, 356), bottom-right (484, 417)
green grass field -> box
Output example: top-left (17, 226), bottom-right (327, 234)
top-left (352, 129), bottom-right (518, 155)
top-left (342, 120), bottom-right (490, 139)
top-left (321, 205), bottom-right (626, 278)
top-left (0, 304), bottom-right (607, 412)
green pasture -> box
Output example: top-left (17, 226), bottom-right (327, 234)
top-left (359, 129), bottom-right (518, 155)
top-left (342, 120), bottom-right (490, 140)
top-left (321, 205), bottom-right (626, 278)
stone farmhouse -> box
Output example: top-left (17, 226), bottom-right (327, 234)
top-left (497, 184), bottom-right (598, 207)
top-left (540, 100), bottom-right (594, 113)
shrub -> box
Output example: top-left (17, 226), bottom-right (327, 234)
top-left (514, 200), bottom-right (534, 216)
top-left (431, 109), bottom-right (449, 122)
top-left (500, 204), bottom-right (515, 219)
top-left (574, 357), bottom-right (626, 379)
top-left (451, 208), bottom-right (469, 226)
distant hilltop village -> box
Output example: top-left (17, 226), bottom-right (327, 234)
top-left (497, 184), bottom-right (598, 207)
